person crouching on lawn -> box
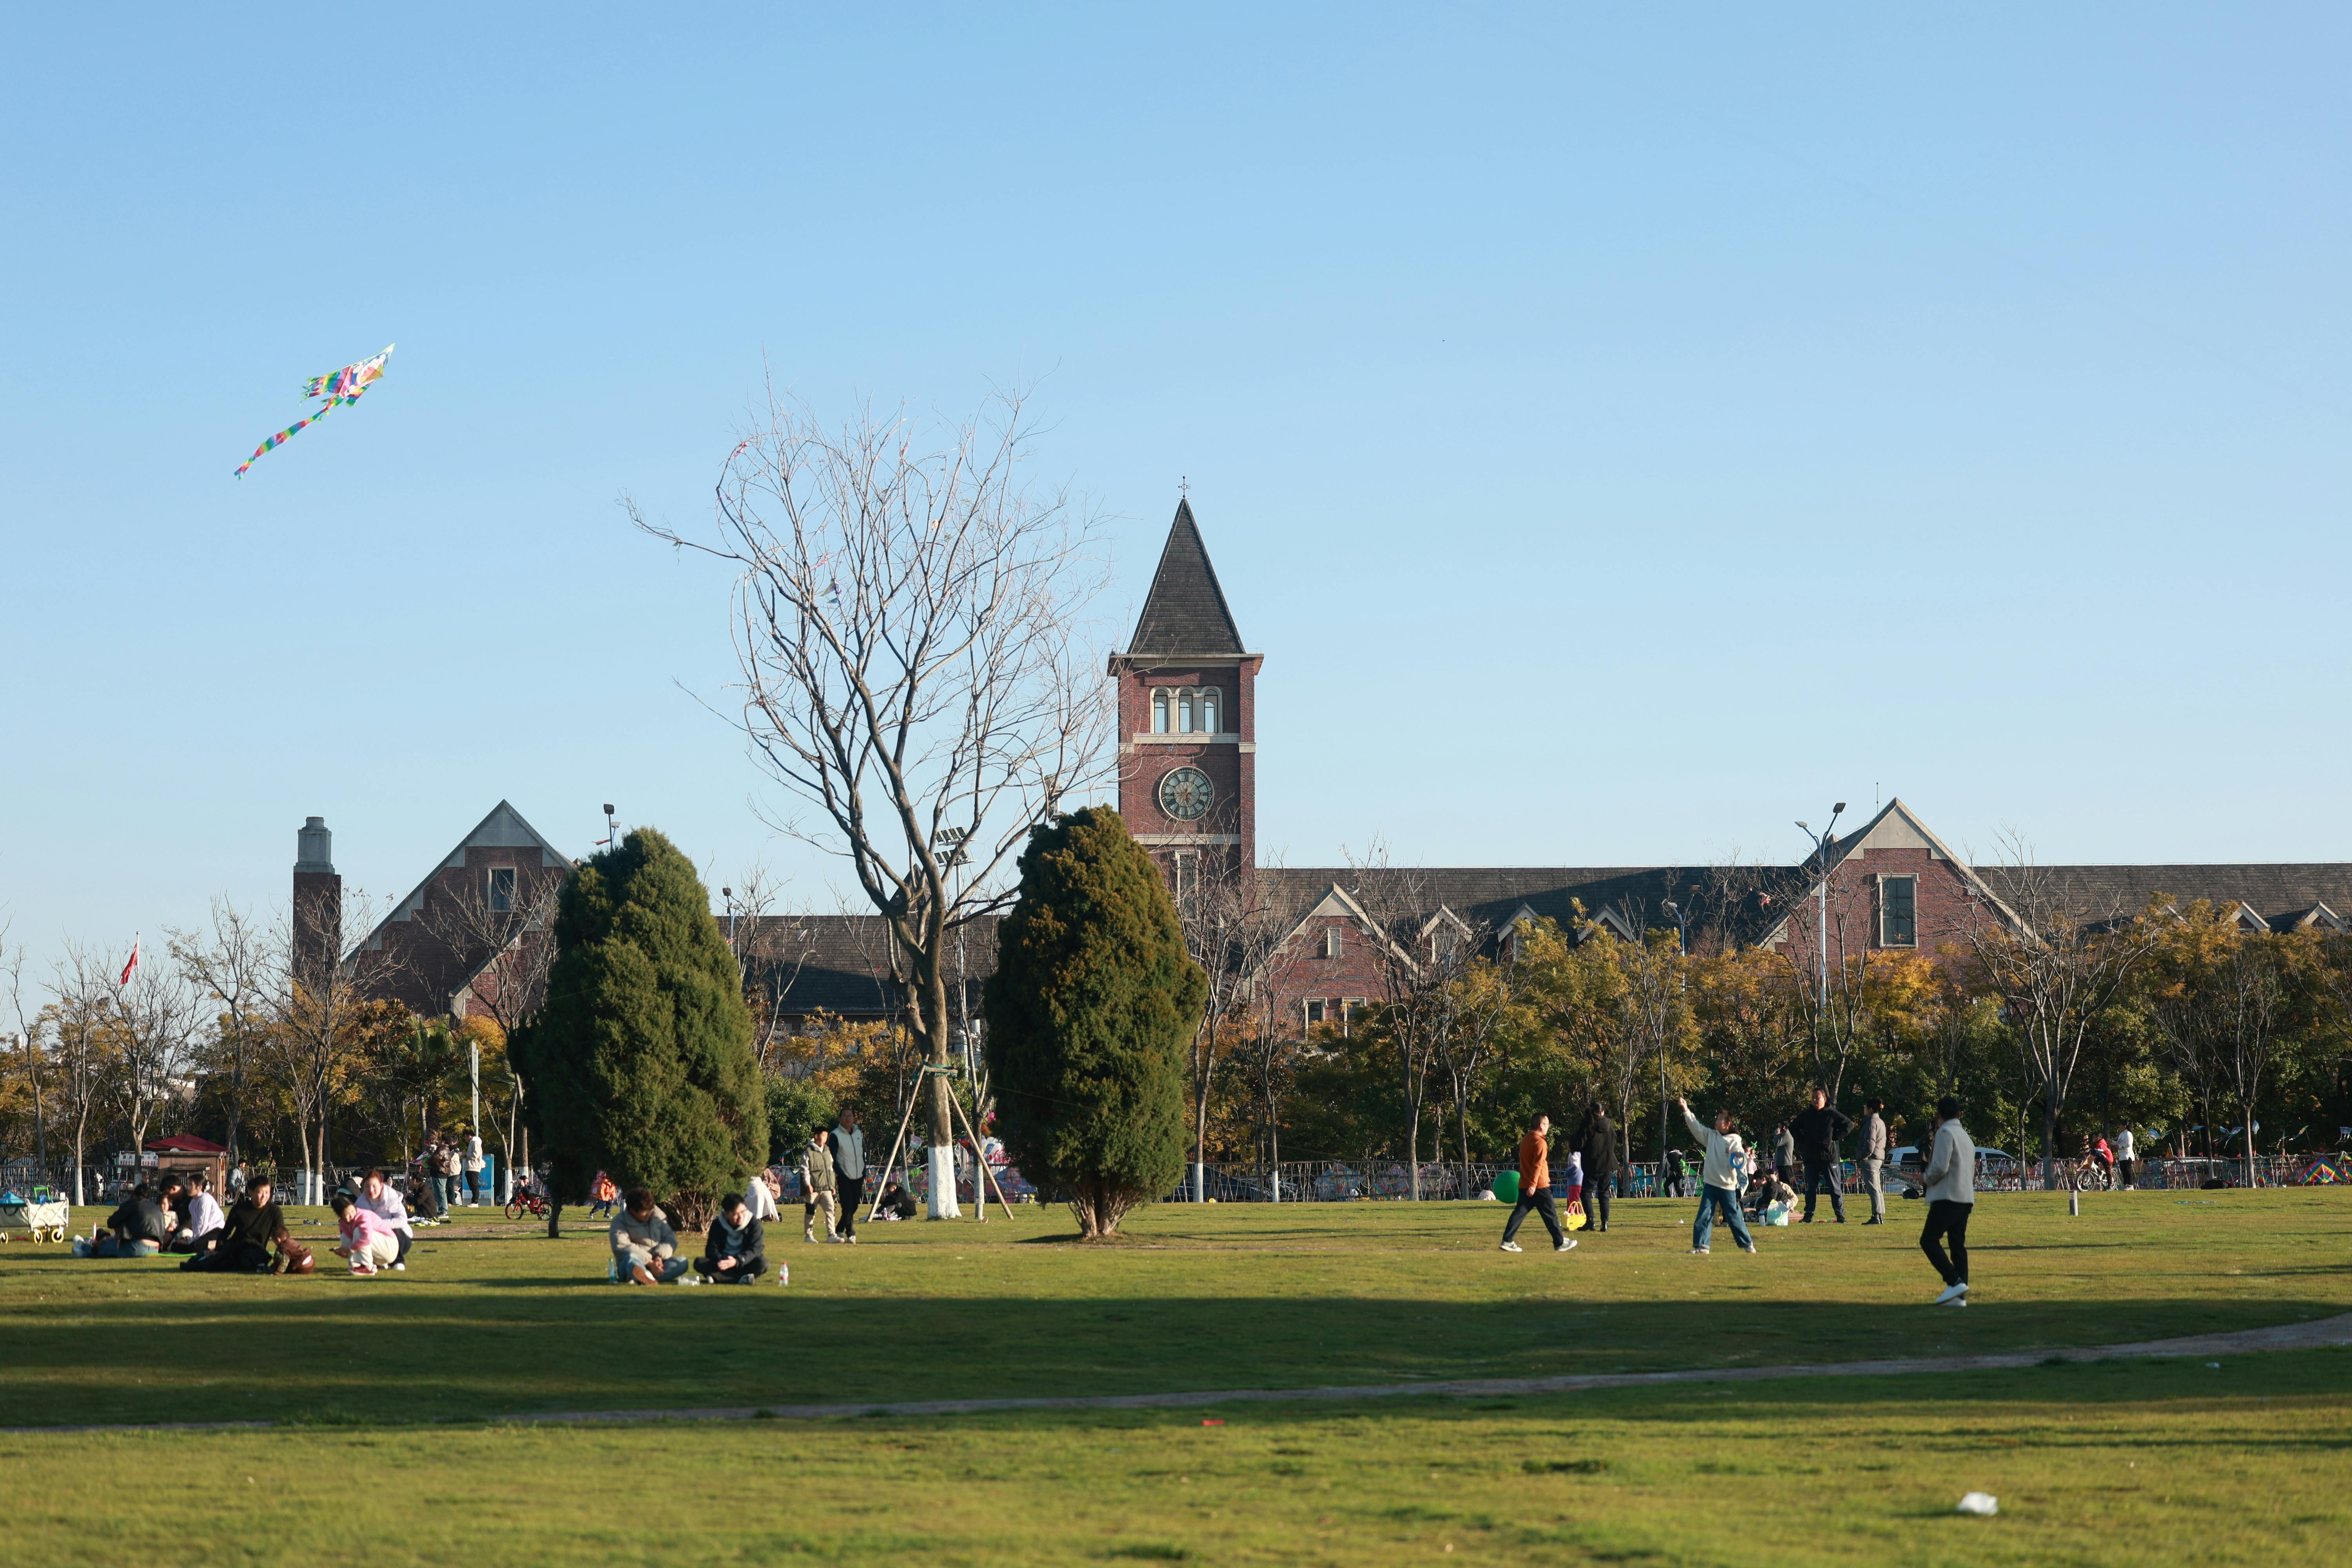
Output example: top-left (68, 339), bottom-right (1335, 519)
top-left (611, 1188), bottom-right (688, 1284)
top-left (695, 1193), bottom-right (766, 1284)
top-left (329, 1194), bottom-right (400, 1277)
top-left (355, 1168), bottom-right (416, 1271)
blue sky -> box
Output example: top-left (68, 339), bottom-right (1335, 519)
top-left (4, 6), bottom-right (2348, 976)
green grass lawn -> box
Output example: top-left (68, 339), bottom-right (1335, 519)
top-left (3, 1190), bottom-right (2347, 1564)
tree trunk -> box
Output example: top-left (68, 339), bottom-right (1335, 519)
top-left (546, 1199), bottom-right (563, 1240)
top-left (2041, 1087), bottom-right (2059, 1192)
top-left (2245, 1111), bottom-right (2259, 1188)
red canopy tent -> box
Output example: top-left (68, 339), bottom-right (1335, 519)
top-left (144, 1135), bottom-right (229, 1193)
top-left (145, 1135), bottom-right (227, 1154)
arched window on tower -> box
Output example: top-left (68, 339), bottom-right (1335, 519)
top-left (1152, 689), bottom-right (1170, 733)
top-left (1179, 690), bottom-right (1197, 733)
top-left (1198, 687), bottom-right (1220, 733)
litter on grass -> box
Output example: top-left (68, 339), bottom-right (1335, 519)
top-left (1956, 1492), bottom-right (1999, 1516)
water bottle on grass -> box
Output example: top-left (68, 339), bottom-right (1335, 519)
top-left (777, 1261), bottom-right (790, 1287)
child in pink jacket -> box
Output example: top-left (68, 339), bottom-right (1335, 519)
top-left (330, 1195), bottom-right (399, 1276)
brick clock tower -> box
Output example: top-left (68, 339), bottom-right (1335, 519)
top-left (1109, 499), bottom-right (1260, 895)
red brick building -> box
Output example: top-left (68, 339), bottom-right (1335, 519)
top-left (293, 801), bottom-right (573, 1021)
top-left (744, 501), bottom-right (2352, 1037)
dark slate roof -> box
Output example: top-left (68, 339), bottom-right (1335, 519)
top-left (1972, 865), bottom-right (2352, 933)
top-left (1257, 866), bottom-right (1799, 948)
top-left (739, 913), bottom-right (995, 1017)
top-left (1123, 499), bottom-right (1247, 657)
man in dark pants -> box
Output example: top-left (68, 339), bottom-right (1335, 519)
top-left (1499, 1113), bottom-right (1573, 1253)
top-left (1575, 1101), bottom-right (1616, 1234)
top-left (183, 1177), bottom-right (283, 1272)
top-left (829, 1109), bottom-right (866, 1245)
top-left (1789, 1087), bottom-right (1855, 1223)
top-left (1919, 1094), bottom-right (1976, 1305)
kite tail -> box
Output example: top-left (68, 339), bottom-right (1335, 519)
top-left (232, 392), bottom-right (357, 479)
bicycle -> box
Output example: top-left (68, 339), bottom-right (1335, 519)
top-left (503, 1188), bottom-right (550, 1221)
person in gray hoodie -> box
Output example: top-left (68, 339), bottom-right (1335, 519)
top-left (609, 1189), bottom-right (688, 1285)
top-left (1676, 1098), bottom-right (1757, 1256)
top-left (1919, 1094), bottom-right (1976, 1305)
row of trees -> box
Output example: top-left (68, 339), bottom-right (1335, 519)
top-left (0, 902), bottom-right (524, 1201)
top-left (1174, 873), bottom-right (2352, 1193)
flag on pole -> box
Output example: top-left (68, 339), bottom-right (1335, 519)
top-left (119, 935), bottom-right (141, 987)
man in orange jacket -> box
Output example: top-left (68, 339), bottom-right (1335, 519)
top-left (1500, 1112), bottom-right (1575, 1254)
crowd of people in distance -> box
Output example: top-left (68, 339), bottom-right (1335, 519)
top-left (1494, 1087), bottom-right (1985, 1308)
top-left (606, 1110), bottom-right (915, 1285)
top-left (71, 1163), bottom-right (423, 1279)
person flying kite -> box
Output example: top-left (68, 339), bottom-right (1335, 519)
top-left (234, 344), bottom-right (394, 477)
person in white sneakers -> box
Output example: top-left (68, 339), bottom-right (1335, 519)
top-left (1497, 1113), bottom-right (1575, 1254)
top-left (2114, 1123), bottom-right (2138, 1190)
top-left (799, 1129), bottom-right (840, 1243)
top-left (462, 1128), bottom-right (485, 1206)
top-left (1676, 1097), bottom-right (1756, 1256)
top-left (329, 1194), bottom-right (400, 1276)
top-left (1920, 1094), bottom-right (1976, 1305)
top-left (354, 1168), bottom-right (417, 1271)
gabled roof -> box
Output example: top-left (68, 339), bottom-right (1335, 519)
top-left (359, 800), bottom-right (572, 953)
top-left (1759, 797), bottom-right (2025, 946)
top-left (1121, 498), bottom-right (1249, 659)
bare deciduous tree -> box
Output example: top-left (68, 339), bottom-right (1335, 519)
top-left (43, 945), bottom-right (122, 1203)
top-left (1173, 854), bottom-right (1285, 1201)
top-left (272, 885), bottom-right (405, 1197)
top-left (168, 899), bottom-right (273, 1163)
top-left (1348, 850), bottom-right (1489, 1201)
top-left (1966, 838), bottom-right (2162, 1189)
top-left (634, 389), bottom-right (1111, 1218)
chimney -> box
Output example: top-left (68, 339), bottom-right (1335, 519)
top-left (292, 815), bottom-right (343, 980)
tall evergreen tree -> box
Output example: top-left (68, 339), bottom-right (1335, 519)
top-left (985, 807), bottom-right (1204, 1238)
top-left (511, 828), bottom-right (766, 1230)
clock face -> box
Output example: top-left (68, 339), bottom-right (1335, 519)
top-left (1158, 766), bottom-right (1215, 822)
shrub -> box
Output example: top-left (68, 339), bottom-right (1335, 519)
top-left (511, 828), bottom-right (766, 1230)
top-left (984, 808), bottom-right (1203, 1238)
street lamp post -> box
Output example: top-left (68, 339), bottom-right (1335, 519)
top-left (1793, 804), bottom-right (1848, 1016)
top-left (1659, 895), bottom-right (1697, 1182)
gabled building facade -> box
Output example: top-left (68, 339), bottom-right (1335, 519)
top-left (745, 501), bottom-right (2352, 1037)
top-left (295, 801), bottom-right (572, 1021)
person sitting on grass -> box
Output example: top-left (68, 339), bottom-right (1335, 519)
top-left (329, 1194), bottom-right (400, 1277)
top-left (355, 1169), bottom-right (416, 1271)
top-left (610, 1189), bottom-right (688, 1285)
top-left (695, 1193), bottom-right (767, 1284)
top-left (184, 1177), bottom-right (283, 1272)
top-left (873, 1179), bottom-right (919, 1221)
top-left (91, 1183), bottom-right (169, 1258)
top-left (270, 1225), bottom-right (316, 1275)
top-left (169, 1173), bottom-right (226, 1253)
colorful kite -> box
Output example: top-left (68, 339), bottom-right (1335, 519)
top-left (234, 344), bottom-right (394, 477)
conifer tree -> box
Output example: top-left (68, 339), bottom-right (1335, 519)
top-left (512, 828), bottom-right (766, 1230)
top-left (985, 808), bottom-right (1204, 1238)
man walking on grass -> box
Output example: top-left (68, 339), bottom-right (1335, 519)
top-left (829, 1110), bottom-right (866, 1244)
top-left (1677, 1097), bottom-right (1756, 1256)
top-left (1791, 1087), bottom-right (1855, 1224)
top-left (1857, 1097), bottom-right (1890, 1224)
top-left (1498, 1112), bottom-right (1575, 1254)
top-left (1920, 1094), bottom-right (1976, 1306)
